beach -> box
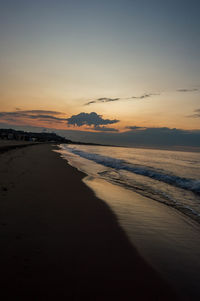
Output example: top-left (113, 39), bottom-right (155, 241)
top-left (58, 144), bottom-right (200, 300)
top-left (0, 143), bottom-right (178, 300)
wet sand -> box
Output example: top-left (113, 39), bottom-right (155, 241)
top-left (0, 143), bottom-right (178, 300)
top-left (85, 177), bottom-right (200, 300)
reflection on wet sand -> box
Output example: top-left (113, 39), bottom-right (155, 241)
top-left (84, 176), bottom-right (200, 300)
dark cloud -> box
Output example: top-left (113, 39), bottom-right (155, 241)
top-left (125, 127), bottom-right (180, 133)
top-left (22, 110), bottom-right (63, 115)
top-left (93, 125), bottom-right (119, 132)
top-left (131, 93), bottom-right (159, 99)
top-left (0, 110), bottom-right (63, 117)
top-left (98, 98), bottom-right (120, 102)
top-left (125, 126), bottom-right (145, 130)
top-left (66, 112), bottom-right (119, 127)
top-left (177, 88), bottom-right (198, 92)
top-left (85, 98), bottom-right (120, 106)
top-left (187, 108), bottom-right (200, 118)
top-left (0, 110), bottom-right (120, 129)
top-left (85, 88), bottom-right (200, 106)
top-left (85, 93), bottom-right (159, 105)
top-left (0, 110), bottom-right (67, 124)
top-left (0, 112), bottom-right (25, 118)
top-left (28, 114), bottom-right (67, 122)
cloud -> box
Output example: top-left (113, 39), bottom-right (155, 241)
top-left (177, 88), bottom-right (198, 92)
top-left (84, 93), bottom-right (159, 106)
top-left (125, 126), bottom-right (146, 130)
top-left (0, 110), bottom-right (64, 117)
top-left (0, 110), bottom-right (120, 130)
top-left (28, 114), bottom-right (67, 122)
top-left (22, 110), bottom-right (64, 115)
top-left (130, 93), bottom-right (159, 99)
top-left (98, 97), bottom-right (120, 102)
top-left (125, 126), bottom-right (179, 133)
top-left (85, 98), bottom-right (120, 106)
top-left (84, 88), bottom-right (199, 106)
top-left (0, 110), bottom-right (67, 124)
top-left (66, 112), bottom-right (119, 127)
top-left (93, 125), bottom-right (119, 132)
top-left (187, 108), bottom-right (200, 118)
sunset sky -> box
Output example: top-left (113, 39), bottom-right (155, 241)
top-left (0, 0), bottom-right (200, 146)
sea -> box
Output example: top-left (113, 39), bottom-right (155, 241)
top-left (57, 144), bottom-right (200, 300)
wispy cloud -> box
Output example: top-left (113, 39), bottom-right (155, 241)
top-left (93, 125), bottom-right (119, 132)
top-left (84, 93), bottom-right (159, 106)
top-left (22, 110), bottom-right (64, 115)
top-left (0, 110), bottom-right (67, 124)
top-left (85, 98), bottom-right (120, 106)
top-left (85, 87), bottom-right (200, 106)
top-left (187, 108), bottom-right (200, 118)
top-left (130, 93), bottom-right (159, 99)
top-left (125, 126), bottom-right (146, 130)
top-left (28, 115), bottom-right (67, 122)
top-left (177, 88), bottom-right (198, 92)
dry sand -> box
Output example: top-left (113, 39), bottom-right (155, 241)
top-left (0, 143), bottom-right (179, 300)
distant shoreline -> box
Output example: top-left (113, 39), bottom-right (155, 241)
top-left (1, 138), bottom-right (200, 155)
top-left (1, 127), bottom-right (200, 153)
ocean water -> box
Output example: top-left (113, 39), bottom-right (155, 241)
top-left (59, 144), bottom-right (200, 223)
top-left (57, 144), bottom-right (200, 299)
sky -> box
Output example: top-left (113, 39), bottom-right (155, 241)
top-left (0, 0), bottom-right (200, 147)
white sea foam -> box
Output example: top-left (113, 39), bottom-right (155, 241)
top-left (59, 144), bottom-right (200, 223)
top-left (64, 146), bottom-right (200, 195)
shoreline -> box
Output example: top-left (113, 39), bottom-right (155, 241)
top-left (58, 143), bottom-right (200, 300)
top-left (0, 144), bottom-right (179, 300)
top-left (83, 175), bottom-right (200, 300)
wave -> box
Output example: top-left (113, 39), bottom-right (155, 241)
top-left (64, 147), bottom-right (200, 195)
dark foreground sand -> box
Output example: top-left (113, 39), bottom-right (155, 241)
top-left (0, 144), bottom-right (179, 300)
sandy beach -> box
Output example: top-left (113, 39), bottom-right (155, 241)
top-left (0, 143), bottom-right (178, 300)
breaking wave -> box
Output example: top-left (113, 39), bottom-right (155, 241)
top-left (65, 147), bottom-right (200, 195)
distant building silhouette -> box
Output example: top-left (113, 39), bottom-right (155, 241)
top-left (0, 129), bottom-right (72, 143)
